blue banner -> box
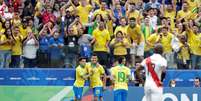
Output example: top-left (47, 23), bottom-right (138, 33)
top-left (103, 87), bottom-right (201, 101)
top-left (0, 69), bottom-right (200, 86)
top-left (0, 68), bottom-right (75, 86)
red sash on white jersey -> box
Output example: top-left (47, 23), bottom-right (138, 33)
top-left (146, 57), bottom-right (162, 87)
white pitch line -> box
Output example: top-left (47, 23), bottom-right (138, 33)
top-left (48, 86), bottom-right (73, 101)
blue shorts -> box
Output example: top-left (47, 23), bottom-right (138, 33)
top-left (93, 87), bottom-right (103, 97)
top-left (73, 86), bottom-right (83, 100)
top-left (114, 89), bottom-right (128, 101)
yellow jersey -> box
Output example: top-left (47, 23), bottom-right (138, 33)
top-left (177, 43), bottom-right (190, 60)
top-left (127, 10), bottom-right (143, 20)
top-left (160, 33), bottom-right (173, 53)
top-left (164, 10), bottom-right (176, 29)
top-left (186, 30), bottom-right (201, 55)
top-left (187, 0), bottom-right (200, 11)
top-left (106, 20), bottom-right (114, 36)
top-left (110, 65), bottom-right (131, 90)
top-left (127, 25), bottom-right (144, 44)
top-left (19, 25), bottom-right (28, 38)
top-left (110, 38), bottom-right (129, 56)
top-left (86, 63), bottom-right (105, 88)
top-left (93, 9), bottom-right (111, 19)
top-left (92, 28), bottom-right (110, 52)
top-left (11, 35), bottom-right (23, 55)
top-left (76, 4), bottom-right (92, 24)
top-left (114, 26), bottom-right (128, 37)
top-left (147, 33), bottom-right (159, 49)
top-left (74, 65), bottom-right (88, 87)
top-left (177, 10), bottom-right (196, 21)
top-left (0, 34), bottom-right (12, 50)
top-left (147, 33), bottom-right (173, 53)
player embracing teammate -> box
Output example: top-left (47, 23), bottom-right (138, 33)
top-left (73, 44), bottom-right (167, 101)
top-left (73, 54), bottom-right (106, 101)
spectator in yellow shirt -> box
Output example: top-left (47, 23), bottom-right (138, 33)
top-left (161, 1), bottom-right (176, 29)
top-left (1, 20), bottom-right (12, 33)
top-left (76, 0), bottom-right (93, 25)
top-left (177, 35), bottom-right (191, 69)
top-left (0, 28), bottom-right (13, 68)
top-left (185, 24), bottom-right (201, 69)
top-left (177, 2), bottom-right (194, 21)
top-left (127, 17), bottom-right (144, 67)
top-left (92, 21), bottom-right (110, 67)
top-left (10, 26), bottom-right (23, 68)
top-left (157, 27), bottom-right (174, 68)
top-left (93, 1), bottom-right (112, 19)
top-left (110, 31), bottom-right (130, 61)
top-left (19, 18), bottom-right (29, 38)
top-left (126, 3), bottom-right (143, 22)
top-left (114, 17), bottom-right (128, 37)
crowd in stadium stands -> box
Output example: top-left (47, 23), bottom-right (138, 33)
top-left (0, 0), bottom-right (200, 69)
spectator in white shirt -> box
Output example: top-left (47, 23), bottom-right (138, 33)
top-left (23, 32), bottom-right (39, 68)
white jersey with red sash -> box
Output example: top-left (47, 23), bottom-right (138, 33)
top-left (141, 54), bottom-right (167, 88)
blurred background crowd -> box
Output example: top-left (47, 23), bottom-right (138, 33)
top-left (0, 0), bottom-right (200, 69)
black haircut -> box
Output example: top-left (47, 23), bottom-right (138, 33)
top-left (160, 17), bottom-right (167, 20)
top-left (117, 57), bottom-right (125, 64)
top-left (129, 3), bottom-right (135, 5)
top-left (91, 53), bottom-right (98, 57)
top-left (129, 17), bottom-right (136, 21)
top-left (116, 31), bottom-right (123, 36)
top-left (195, 77), bottom-right (201, 81)
top-left (120, 16), bottom-right (127, 21)
top-left (154, 43), bottom-right (163, 55)
top-left (78, 57), bottom-right (86, 62)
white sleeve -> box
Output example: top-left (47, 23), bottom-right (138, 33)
top-left (171, 36), bottom-right (180, 52)
top-left (141, 59), bottom-right (146, 67)
top-left (161, 59), bottom-right (167, 68)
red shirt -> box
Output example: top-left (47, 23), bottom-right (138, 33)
top-left (42, 11), bottom-right (56, 24)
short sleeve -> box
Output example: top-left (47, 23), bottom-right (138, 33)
top-left (126, 68), bottom-right (131, 76)
top-left (99, 65), bottom-right (105, 74)
top-left (87, 34), bottom-right (93, 40)
top-left (110, 67), bottom-right (115, 76)
top-left (161, 58), bottom-right (167, 68)
top-left (106, 30), bottom-right (111, 41)
top-left (48, 38), bottom-right (54, 45)
top-left (140, 59), bottom-right (146, 67)
top-left (92, 29), bottom-right (96, 37)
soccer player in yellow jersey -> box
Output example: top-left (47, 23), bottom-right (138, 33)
top-left (73, 57), bottom-right (89, 101)
top-left (86, 54), bottom-right (106, 101)
top-left (110, 57), bottom-right (131, 101)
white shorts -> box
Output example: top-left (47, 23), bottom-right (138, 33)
top-left (130, 42), bottom-right (145, 56)
top-left (144, 81), bottom-right (163, 101)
